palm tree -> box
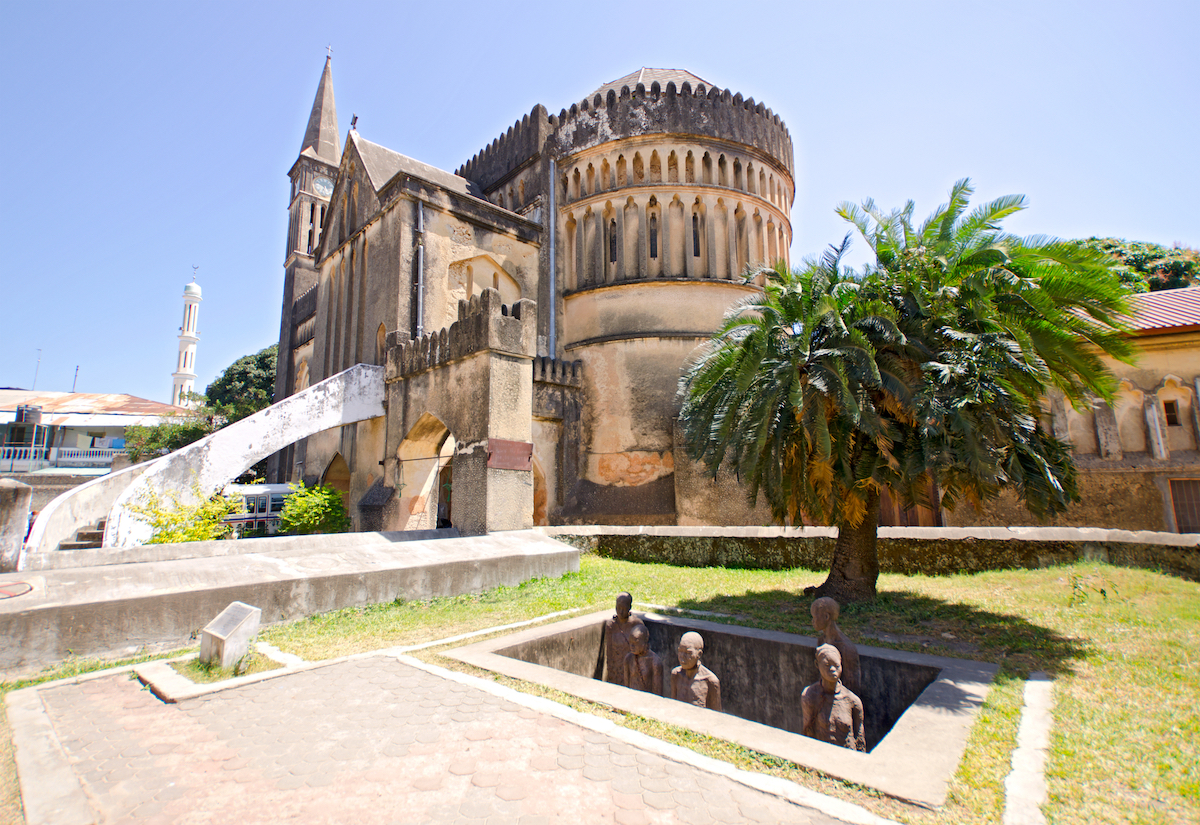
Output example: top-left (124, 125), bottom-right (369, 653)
top-left (679, 180), bottom-right (1135, 602)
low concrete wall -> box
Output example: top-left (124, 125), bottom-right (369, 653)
top-left (0, 530), bottom-right (579, 676)
top-left (540, 525), bottom-right (1200, 581)
top-left (24, 527), bottom-right (460, 571)
top-left (0, 480), bottom-right (32, 572)
top-left (0, 473), bottom-right (95, 513)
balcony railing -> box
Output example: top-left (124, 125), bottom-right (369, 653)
top-left (1, 446), bottom-right (125, 473)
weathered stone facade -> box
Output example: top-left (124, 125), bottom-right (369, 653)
top-left (945, 297), bottom-right (1200, 533)
top-left (272, 65), bottom-right (795, 531)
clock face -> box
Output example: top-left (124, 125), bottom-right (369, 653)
top-left (313, 176), bottom-right (334, 198)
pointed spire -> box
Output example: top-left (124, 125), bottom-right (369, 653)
top-left (300, 56), bottom-right (340, 165)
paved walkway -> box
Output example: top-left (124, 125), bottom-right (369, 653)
top-left (16, 653), bottom-right (891, 825)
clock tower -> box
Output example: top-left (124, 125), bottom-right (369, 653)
top-left (271, 55), bottom-right (340, 481)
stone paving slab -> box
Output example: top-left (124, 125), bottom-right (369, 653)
top-left (14, 653), bottom-right (892, 825)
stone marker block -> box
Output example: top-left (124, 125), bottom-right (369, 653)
top-left (0, 479), bottom-right (33, 573)
top-left (200, 601), bottom-right (261, 668)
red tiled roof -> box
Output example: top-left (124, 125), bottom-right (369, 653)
top-left (1125, 286), bottom-right (1200, 335)
top-left (0, 392), bottom-right (186, 416)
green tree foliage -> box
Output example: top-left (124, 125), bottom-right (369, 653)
top-left (1079, 237), bottom-right (1199, 292)
top-left (278, 483), bottom-right (351, 535)
top-left (126, 482), bottom-right (245, 544)
top-left (122, 415), bottom-right (215, 463)
top-left (680, 179), bottom-right (1136, 602)
top-left (205, 343), bottom-right (278, 423)
top-left (123, 344), bottom-right (277, 464)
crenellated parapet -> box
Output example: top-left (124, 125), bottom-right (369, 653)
top-left (533, 356), bottom-right (582, 388)
top-left (456, 104), bottom-right (552, 194)
top-left (387, 288), bottom-right (536, 381)
top-left (457, 80), bottom-right (793, 204)
top-left (292, 285), bottom-right (318, 323)
top-left (548, 81), bottom-right (793, 177)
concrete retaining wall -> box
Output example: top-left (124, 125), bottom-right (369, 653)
top-left (540, 525), bottom-right (1200, 581)
top-left (0, 530), bottom-right (579, 676)
top-left (0, 480), bottom-right (32, 572)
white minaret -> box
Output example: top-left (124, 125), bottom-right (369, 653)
top-left (171, 275), bottom-right (202, 408)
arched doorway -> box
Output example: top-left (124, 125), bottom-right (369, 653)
top-left (396, 413), bottom-right (455, 531)
top-left (321, 453), bottom-right (351, 496)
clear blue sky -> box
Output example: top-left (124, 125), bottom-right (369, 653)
top-left (2, 0), bottom-right (1196, 404)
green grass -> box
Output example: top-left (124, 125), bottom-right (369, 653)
top-left (170, 652), bottom-right (282, 684)
top-left (1, 557), bottom-right (1196, 825)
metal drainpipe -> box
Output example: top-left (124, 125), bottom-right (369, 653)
top-left (547, 159), bottom-right (557, 356)
top-left (415, 200), bottom-right (425, 338)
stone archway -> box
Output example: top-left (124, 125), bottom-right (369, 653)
top-left (321, 453), bottom-right (352, 510)
top-left (396, 413), bottom-right (456, 532)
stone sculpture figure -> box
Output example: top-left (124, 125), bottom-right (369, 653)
top-left (801, 644), bottom-right (866, 752)
top-left (623, 624), bottom-right (664, 696)
top-left (604, 592), bottom-right (646, 685)
top-left (810, 596), bottom-right (861, 697)
top-left (671, 631), bottom-right (722, 711)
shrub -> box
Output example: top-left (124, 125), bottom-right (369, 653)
top-left (127, 482), bottom-right (245, 544)
top-left (278, 483), bottom-right (351, 535)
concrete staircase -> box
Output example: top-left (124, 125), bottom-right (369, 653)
top-left (58, 519), bottom-right (105, 551)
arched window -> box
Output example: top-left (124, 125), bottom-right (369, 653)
top-left (693, 214), bottom-right (700, 257)
top-left (649, 214), bottom-right (658, 259)
top-left (609, 220), bottom-right (618, 263)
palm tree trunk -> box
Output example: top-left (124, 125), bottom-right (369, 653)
top-left (812, 488), bottom-right (881, 603)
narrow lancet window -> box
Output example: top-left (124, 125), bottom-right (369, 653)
top-left (649, 215), bottom-right (658, 259)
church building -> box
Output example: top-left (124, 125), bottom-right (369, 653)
top-left (271, 60), bottom-right (795, 531)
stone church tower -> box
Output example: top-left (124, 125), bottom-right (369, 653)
top-left (272, 63), bottom-right (794, 530)
top-left (269, 57), bottom-right (340, 480)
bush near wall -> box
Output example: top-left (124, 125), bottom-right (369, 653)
top-left (545, 527), bottom-right (1200, 582)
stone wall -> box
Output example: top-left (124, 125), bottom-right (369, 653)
top-left (0, 473), bottom-right (95, 513)
top-left (542, 525), bottom-right (1200, 581)
top-left (942, 470), bottom-right (1172, 533)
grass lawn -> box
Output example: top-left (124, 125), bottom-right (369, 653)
top-left (170, 652), bottom-right (282, 684)
top-left (1, 555), bottom-right (1195, 824)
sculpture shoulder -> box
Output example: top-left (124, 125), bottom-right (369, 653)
top-left (839, 685), bottom-right (863, 710)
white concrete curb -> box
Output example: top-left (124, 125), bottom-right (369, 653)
top-left (1003, 671), bottom-right (1054, 825)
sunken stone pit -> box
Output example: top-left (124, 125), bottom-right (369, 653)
top-left (447, 610), bottom-right (998, 807)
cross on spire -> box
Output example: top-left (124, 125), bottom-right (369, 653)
top-left (326, 45), bottom-right (333, 59)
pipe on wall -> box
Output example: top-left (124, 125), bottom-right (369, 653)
top-left (548, 159), bottom-right (557, 356)
top-left (415, 200), bottom-right (425, 338)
